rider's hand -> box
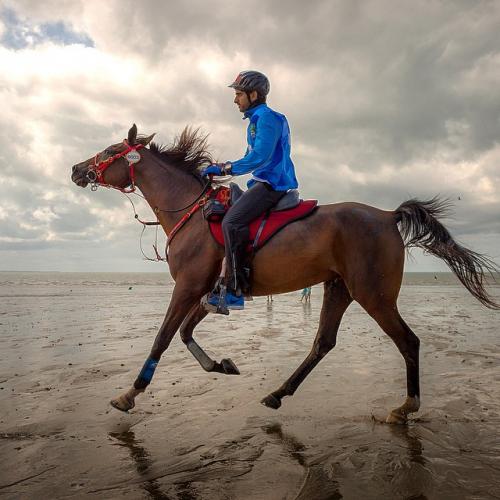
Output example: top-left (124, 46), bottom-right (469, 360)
top-left (201, 163), bottom-right (232, 177)
top-left (201, 164), bottom-right (223, 177)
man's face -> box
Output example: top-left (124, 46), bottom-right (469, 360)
top-left (234, 90), bottom-right (257, 112)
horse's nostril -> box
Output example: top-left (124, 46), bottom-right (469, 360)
top-left (72, 165), bottom-right (77, 173)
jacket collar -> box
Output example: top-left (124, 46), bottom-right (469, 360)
top-left (243, 103), bottom-right (267, 119)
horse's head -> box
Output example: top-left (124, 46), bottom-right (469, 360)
top-left (71, 124), bottom-right (155, 192)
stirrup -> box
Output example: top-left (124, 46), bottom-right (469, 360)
top-left (201, 284), bottom-right (229, 315)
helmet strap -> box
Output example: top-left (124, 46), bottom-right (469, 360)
top-left (245, 91), bottom-right (266, 110)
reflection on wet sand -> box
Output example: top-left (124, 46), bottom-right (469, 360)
top-left (301, 301), bottom-right (312, 318)
top-left (386, 424), bottom-right (430, 500)
top-left (389, 423), bottom-right (427, 467)
top-left (263, 422), bottom-right (306, 466)
top-left (263, 422), bottom-right (343, 499)
top-left (110, 429), bottom-right (199, 500)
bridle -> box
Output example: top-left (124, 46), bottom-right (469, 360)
top-left (86, 140), bottom-right (144, 193)
top-left (85, 138), bottom-right (216, 259)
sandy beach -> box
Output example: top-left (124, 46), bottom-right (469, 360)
top-left (0, 271), bottom-right (499, 499)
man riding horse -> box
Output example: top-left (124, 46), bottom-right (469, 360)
top-left (201, 70), bottom-right (299, 313)
top-left (71, 89), bottom-right (499, 419)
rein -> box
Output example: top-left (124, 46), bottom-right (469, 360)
top-left (87, 139), bottom-right (215, 261)
top-left (126, 183), bottom-right (213, 262)
top-left (166, 187), bottom-right (212, 245)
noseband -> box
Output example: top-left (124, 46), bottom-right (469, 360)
top-left (87, 140), bottom-right (144, 193)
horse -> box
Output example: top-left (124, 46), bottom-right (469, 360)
top-left (71, 124), bottom-right (499, 424)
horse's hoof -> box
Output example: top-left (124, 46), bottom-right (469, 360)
top-left (221, 358), bottom-right (240, 375)
top-left (261, 394), bottom-right (281, 410)
top-left (386, 410), bottom-right (407, 425)
top-left (110, 394), bottom-right (135, 412)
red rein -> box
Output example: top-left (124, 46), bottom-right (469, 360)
top-left (89, 140), bottom-right (145, 193)
top-left (166, 188), bottom-right (212, 244)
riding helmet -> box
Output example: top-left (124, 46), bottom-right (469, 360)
top-left (228, 71), bottom-right (270, 97)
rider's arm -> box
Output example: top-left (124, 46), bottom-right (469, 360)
top-left (228, 112), bottom-right (281, 175)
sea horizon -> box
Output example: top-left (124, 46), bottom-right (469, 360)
top-left (2, 270), bottom-right (499, 288)
top-left (0, 270), bottom-right (456, 273)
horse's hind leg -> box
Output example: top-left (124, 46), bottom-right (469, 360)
top-left (180, 303), bottom-right (240, 375)
top-left (261, 278), bottom-right (352, 409)
top-left (364, 304), bottom-right (421, 424)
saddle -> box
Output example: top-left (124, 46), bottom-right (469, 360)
top-left (229, 183), bottom-right (302, 212)
top-left (206, 183), bottom-right (318, 252)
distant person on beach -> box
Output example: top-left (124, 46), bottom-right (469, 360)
top-left (267, 295), bottom-right (273, 303)
top-left (301, 287), bottom-right (312, 302)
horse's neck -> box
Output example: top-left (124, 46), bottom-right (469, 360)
top-left (135, 152), bottom-right (203, 234)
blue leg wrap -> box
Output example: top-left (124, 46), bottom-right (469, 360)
top-left (138, 357), bottom-right (159, 384)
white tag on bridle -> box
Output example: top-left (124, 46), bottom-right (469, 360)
top-left (126, 150), bottom-right (141, 163)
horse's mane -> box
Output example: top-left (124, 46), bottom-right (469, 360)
top-left (149, 126), bottom-right (214, 179)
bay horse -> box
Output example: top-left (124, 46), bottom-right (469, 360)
top-left (71, 124), bottom-right (499, 424)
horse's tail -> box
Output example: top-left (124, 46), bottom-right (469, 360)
top-left (395, 197), bottom-right (499, 309)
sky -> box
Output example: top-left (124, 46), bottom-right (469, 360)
top-left (0, 0), bottom-right (499, 273)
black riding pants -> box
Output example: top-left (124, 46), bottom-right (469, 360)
top-left (222, 181), bottom-right (285, 292)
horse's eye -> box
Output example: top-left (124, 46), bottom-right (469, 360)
top-left (105, 149), bottom-right (114, 155)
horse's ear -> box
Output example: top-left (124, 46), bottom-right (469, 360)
top-left (137, 133), bottom-right (156, 146)
top-left (128, 124), bottom-right (138, 145)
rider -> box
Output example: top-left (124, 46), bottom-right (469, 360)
top-left (202, 70), bottom-right (298, 312)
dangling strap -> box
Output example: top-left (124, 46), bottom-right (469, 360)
top-left (165, 188), bottom-right (213, 259)
top-left (252, 211), bottom-right (270, 251)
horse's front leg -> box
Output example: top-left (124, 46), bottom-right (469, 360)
top-left (110, 283), bottom-right (200, 412)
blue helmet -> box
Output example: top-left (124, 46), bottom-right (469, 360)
top-left (229, 71), bottom-right (270, 97)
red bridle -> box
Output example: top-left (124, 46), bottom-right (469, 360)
top-left (85, 138), bottom-right (217, 261)
top-left (87, 140), bottom-right (145, 193)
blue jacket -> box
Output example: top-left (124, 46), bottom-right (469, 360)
top-left (230, 104), bottom-right (298, 191)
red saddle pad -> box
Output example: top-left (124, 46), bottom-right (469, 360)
top-left (209, 200), bottom-right (318, 251)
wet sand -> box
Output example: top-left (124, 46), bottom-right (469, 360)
top-left (0, 272), bottom-right (499, 499)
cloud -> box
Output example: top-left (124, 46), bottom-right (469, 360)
top-left (0, 0), bottom-right (499, 272)
top-left (0, 7), bottom-right (93, 49)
